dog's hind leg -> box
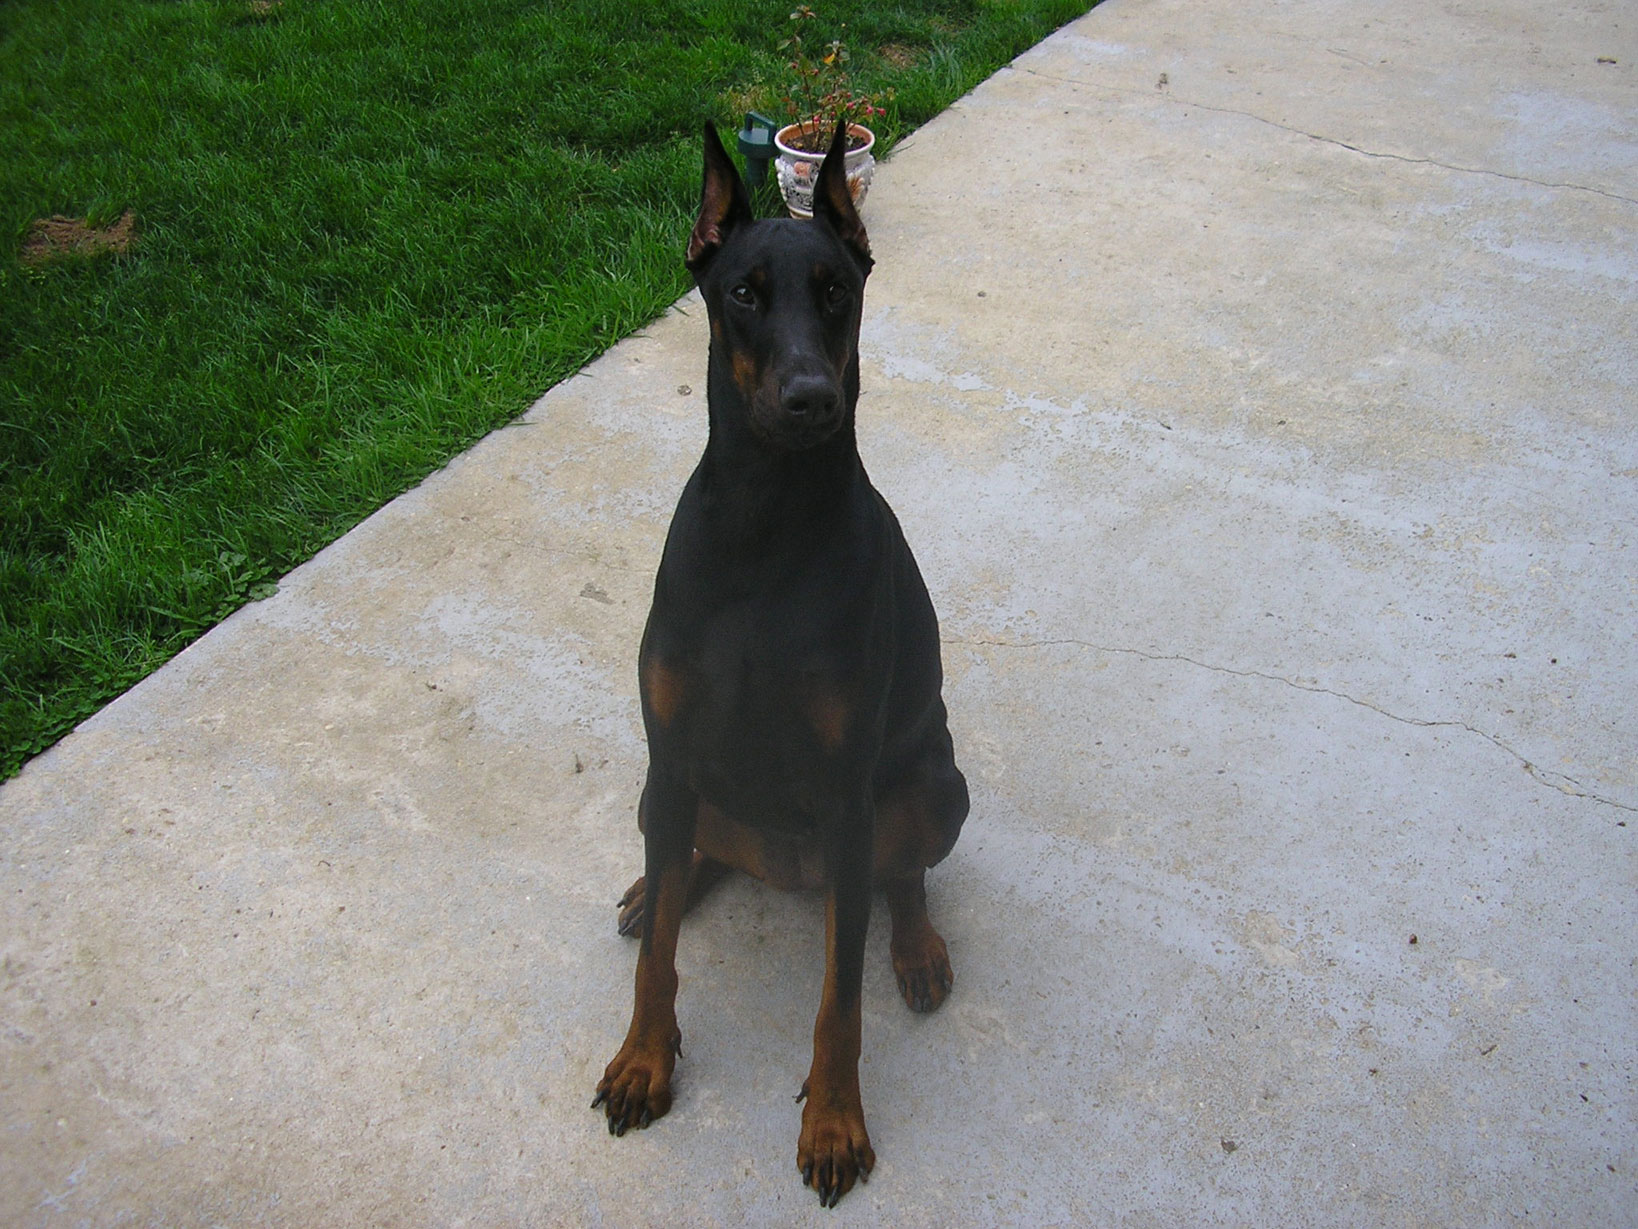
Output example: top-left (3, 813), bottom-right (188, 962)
top-left (615, 850), bottom-right (731, 937)
top-left (885, 870), bottom-right (954, 1013)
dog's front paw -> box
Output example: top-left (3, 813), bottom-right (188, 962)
top-left (592, 1028), bottom-right (681, 1136)
top-left (796, 1082), bottom-right (875, 1208)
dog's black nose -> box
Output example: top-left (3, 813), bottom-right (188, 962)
top-left (780, 374), bottom-right (840, 422)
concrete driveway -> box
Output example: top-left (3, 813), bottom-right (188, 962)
top-left (3, 0), bottom-right (1633, 1224)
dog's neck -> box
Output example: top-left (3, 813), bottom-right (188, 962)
top-left (696, 351), bottom-right (863, 557)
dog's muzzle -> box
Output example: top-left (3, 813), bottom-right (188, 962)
top-left (768, 372), bottom-right (844, 448)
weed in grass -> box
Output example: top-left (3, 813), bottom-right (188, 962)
top-left (0, 0), bottom-right (1096, 778)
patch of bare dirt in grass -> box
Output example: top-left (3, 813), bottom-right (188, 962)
top-left (20, 210), bottom-right (137, 266)
top-left (238, 0), bottom-right (284, 28)
top-left (878, 43), bottom-right (922, 69)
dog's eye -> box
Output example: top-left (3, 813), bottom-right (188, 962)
top-left (825, 282), bottom-right (850, 309)
top-left (729, 283), bottom-right (755, 307)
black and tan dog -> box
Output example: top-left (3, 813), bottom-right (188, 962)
top-left (593, 122), bottom-right (969, 1207)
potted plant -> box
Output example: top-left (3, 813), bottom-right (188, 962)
top-left (773, 7), bottom-right (892, 218)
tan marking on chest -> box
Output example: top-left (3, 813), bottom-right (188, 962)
top-left (642, 659), bottom-right (687, 728)
top-left (806, 690), bottom-right (851, 752)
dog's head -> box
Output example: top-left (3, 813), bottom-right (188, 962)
top-left (686, 122), bottom-right (873, 452)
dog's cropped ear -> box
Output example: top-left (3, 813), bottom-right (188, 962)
top-left (812, 120), bottom-right (873, 274)
top-left (687, 123), bottom-right (754, 274)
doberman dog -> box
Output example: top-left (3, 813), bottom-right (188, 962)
top-left (592, 121), bottom-right (969, 1207)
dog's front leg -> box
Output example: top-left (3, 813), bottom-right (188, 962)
top-left (797, 799), bottom-right (877, 1206)
top-left (594, 770), bottom-right (696, 1135)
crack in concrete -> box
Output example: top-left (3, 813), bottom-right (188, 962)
top-left (1009, 66), bottom-right (1638, 207)
top-left (947, 634), bottom-right (1637, 815)
top-left (488, 534), bottom-right (645, 573)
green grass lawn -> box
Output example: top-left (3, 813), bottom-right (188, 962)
top-left (0, 0), bottom-right (1091, 778)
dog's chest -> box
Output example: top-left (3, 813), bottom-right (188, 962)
top-left (689, 603), bottom-right (872, 824)
top-left (647, 557), bottom-right (889, 832)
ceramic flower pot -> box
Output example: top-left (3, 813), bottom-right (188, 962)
top-left (774, 122), bottom-right (875, 219)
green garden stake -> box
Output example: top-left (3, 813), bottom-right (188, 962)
top-left (737, 111), bottom-right (778, 187)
